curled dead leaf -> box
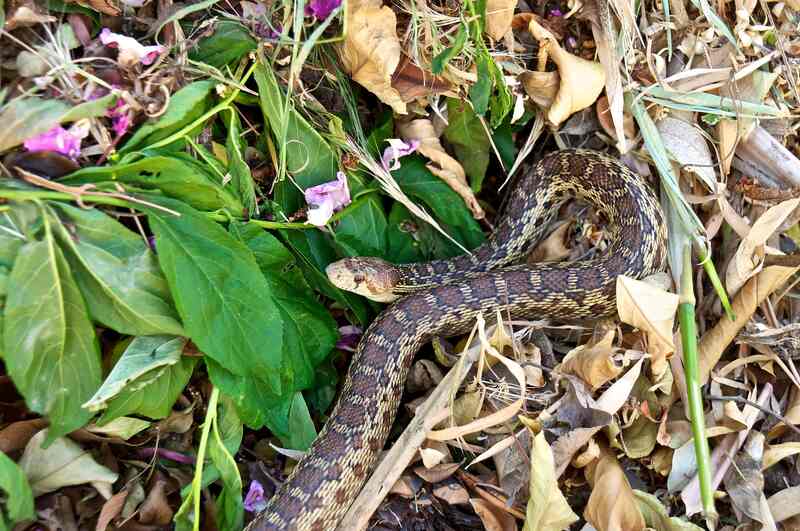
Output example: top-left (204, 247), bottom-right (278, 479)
top-left (527, 18), bottom-right (606, 126)
top-left (559, 328), bottom-right (622, 390)
top-left (391, 56), bottom-right (452, 104)
top-left (520, 70), bottom-right (560, 109)
top-left (523, 431), bottom-right (579, 531)
top-left (616, 275), bottom-right (680, 379)
top-left (726, 197), bottom-right (800, 296)
top-left (584, 447), bottom-right (646, 531)
top-left (339, 0), bottom-right (405, 114)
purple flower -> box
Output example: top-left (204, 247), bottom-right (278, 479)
top-left (305, 0), bottom-right (342, 19)
top-left (244, 480), bottom-right (268, 513)
top-left (99, 28), bottom-right (164, 66)
top-left (381, 138), bottom-right (420, 172)
top-left (549, 8), bottom-right (563, 16)
top-left (336, 325), bottom-right (363, 352)
top-left (304, 171), bottom-right (351, 226)
top-left (108, 99), bottom-right (132, 136)
top-left (24, 124), bottom-right (86, 160)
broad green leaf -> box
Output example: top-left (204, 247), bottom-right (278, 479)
top-left (334, 195), bottom-right (388, 257)
top-left (522, 431), bottom-right (579, 531)
top-left (119, 80), bottom-right (217, 154)
top-left (188, 20), bottom-right (256, 68)
top-left (488, 56), bottom-right (513, 128)
top-left (0, 451), bottom-right (34, 526)
top-left (50, 204), bottom-right (183, 336)
top-left (61, 154), bottom-right (244, 212)
top-left (84, 335), bottom-right (187, 411)
top-left (145, 197), bottom-right (286, 394)
top-left (98, 355), bottom-right (196, 424)
top-left (264, 391), bottom-right (317, 451)
top-left (3, 226), bottom-right (101, 443)
top-left (253, 57), bottom-right (337, 212)
top-left (392, 157), bottom-right (485, 250)
top-left (224, 109), bottom-right (257, 215)
top-left (233, 223), bottom-right (337, 371)
top-left (386, 203), bottom-right (425, 263)
top-left (444, 98), bottom-right (490, 192)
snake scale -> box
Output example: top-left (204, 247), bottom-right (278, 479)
top-left (247, 149), bottom-right (668, 530)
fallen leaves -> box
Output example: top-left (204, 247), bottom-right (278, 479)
top-left (584, 447), bottom-right (646, 531)
top-left (559, 327), bottom-right (622, 390)
top-left (19, 429), bottom-right (118, 498)
top-left (522, 431), bottom-right (579, 531)
top-left (339, 0), bottom-right (405, 114)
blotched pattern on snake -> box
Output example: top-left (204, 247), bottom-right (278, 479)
top-left (247, 149), bottom-right (668, 530)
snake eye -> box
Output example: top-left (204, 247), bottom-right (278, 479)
top-left (353, 274), bottom-right (365, 284)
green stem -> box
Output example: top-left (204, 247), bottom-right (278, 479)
top-left (190, 387), bottom-right (219, 531)
top-left (678, 244), bottom-right (718, 528)
top-left (696, 242), bottom-right (735, 321)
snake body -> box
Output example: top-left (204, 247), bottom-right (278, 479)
top-left (248, 150), bottom-right (667, 530)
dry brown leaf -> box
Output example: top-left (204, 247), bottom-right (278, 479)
top-left (420, 439), bottom-right (450, 468)
top-left (433, 482), bottom-right (471, 505)
top-left (485, 0), bottom-right (516, 40)
top-left (616, 276), bottom-right (680, 379)
top-left (527, 222), bottom-right (572, 263)
top-left (596, 96), bottom-right (635, 143)
top-left (397, 118), bottom-right (484, 219)
top-left (559, 328), bottom-right (621, 390)
top-left (389, 474), bottom-right (420, 497)
top-left (414, 461), bottom-right (461, 483)
top-left (339, 0), bottom-right (405, 114)
top-left (471, 498), bottom-right (518, 531)
top-left (768, 486), bottom-right (800, 523)
top-left (527, 18), bottom-right (606, 126)
top-left (523, 431), bottom-right (578, 531)
top-left (698, 266), bottom-right (800, 384)
top-left (656, 116), bottom-right (717, 190)
top-left (391, 56), bottom-right (452, 104)
top-left (138, 479), bottom-right (173, 525)
top-left (584, 448), bottom-right (646, 531)
top-left (726, 197), bottom-right (800, 296)
top-left (520, 71), bottom-right (560, 109)
top-left (763, 442), bottom-right (800, 470)
top-left (96, 490), bottom-right (128, 531)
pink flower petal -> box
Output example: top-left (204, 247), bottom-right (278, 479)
top-left (304, 171), bottom-right (351, 226)
top-left (99, 28), bottom-right (164, 66)
top-left (381, 138), bottom-right (420, 171)
top-left (243, 480), bottom-right (267, 513)
top-left (23, 125), bottom-right (83, 159)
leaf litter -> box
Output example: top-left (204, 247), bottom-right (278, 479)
top-left (1, 0), bottom-right (800, 530)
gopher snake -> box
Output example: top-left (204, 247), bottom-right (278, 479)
top-left (247, 150), bottom-right (667, 530)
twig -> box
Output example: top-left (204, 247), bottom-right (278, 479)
top-left (705, 394), bottom-right (800, 437)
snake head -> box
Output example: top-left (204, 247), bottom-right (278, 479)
top-left (326, 257), bottom-right (401, 302)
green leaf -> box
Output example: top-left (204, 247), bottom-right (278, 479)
top-left (264, 392), bottom-right (317, 450)
top-left (0, 451), bottom-right (34, 526)
top-left (392, 157), bottom-right (485, 250)
top-left (253, 57), bottom-right (337, 212)
top-left (209, 397), bottom-right (244, 531)
top-left (431, 22), bottom-right (468, 74)
top-left (145, 197), bottom-right (286, 393)
top-left (385, 203), bottom-right (425, 263)
top-left (334, 195), bottom-right (388, 256)
top-left (469, 51), bottom-right (492, 115)
top-left (50, 204), bottom-right (183, 336)
top-left (0, 94), bottom-right (116, 152)
top-left (444, 98), bottom-right (490, 192)
top-left (84, 335), bottom-right (187, 412)
top-left (119, 80), bottom-right (217, 154)
top-left (634, 490), bottom-right (703, 530)
top-left (61, 154), bottom-right (244, 212)
top-left (224, 109), bottom-right (257, 215)
top-left (689, 0), bottom-right (738, 51)
top-left (3, 219), bottom-right (101, 443)
top-left (188, 20), bottom-right (256, 69)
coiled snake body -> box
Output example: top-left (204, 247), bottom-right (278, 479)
top-left (248, 150), bottom-right (667, 530)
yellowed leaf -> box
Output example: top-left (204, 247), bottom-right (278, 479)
top-left (726, 197), bottom-right (800, 296)
top-left (397, 119), bottom-right (484, 219)
top-left (763, 442), bottom-right (800, 470)
top-left (522, 431), bottom-right (579, 531)
top-left (485, 0), bottom-right (516, 40)
top-left (339, 0), bottom-right (405, 114)
top-left (699, 266), bottom-right (800, 384)
top-left (527, 18), bottom-right (606, 125)
top-left (520, 70), bottom-right (560, 109)
top-left (616, 275), bottom-right (679, 379)
top-left (559, 328), bottom-right (621, 390)
top-left (584, 448), bottom-right (646, 531)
